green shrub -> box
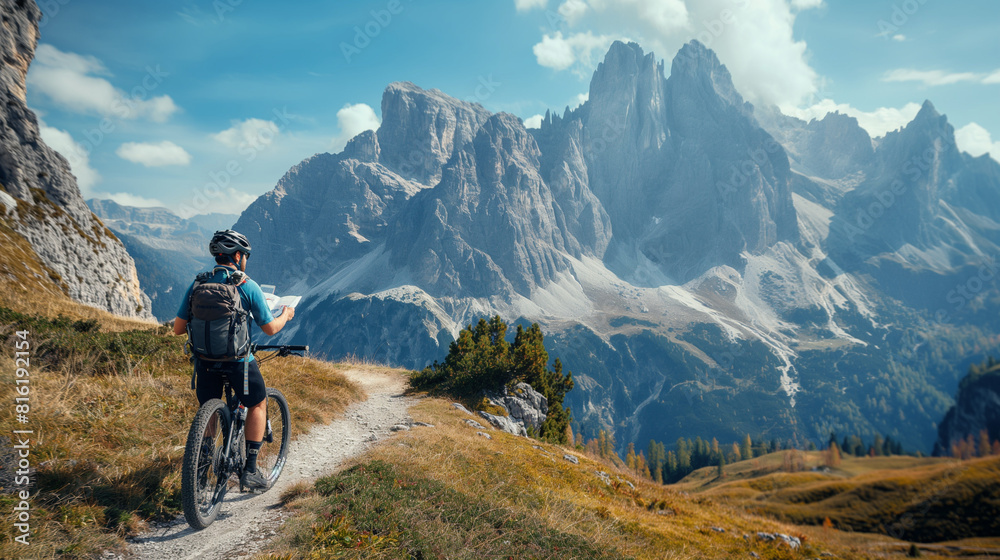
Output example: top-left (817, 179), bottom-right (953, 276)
top-left (412, 316), bottom-right (574, 444)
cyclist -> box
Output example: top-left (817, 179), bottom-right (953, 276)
top-left (172, 229), bottom-right (294, 490)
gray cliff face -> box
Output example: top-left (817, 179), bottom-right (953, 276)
top-left (388, 113), bottom-right (582, 298)
top-left (0, 0), bottom-right (152, 319)
top-left (552, 41), bottom-right (798, 284)
top-left (376, 82), bottom-right (493, 185)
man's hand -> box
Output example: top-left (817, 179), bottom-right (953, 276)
top-left (261, 306), bottom-right (294, 336)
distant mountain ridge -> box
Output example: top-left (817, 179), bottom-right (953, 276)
top-left (222, 40), bottom-right (1000, 454)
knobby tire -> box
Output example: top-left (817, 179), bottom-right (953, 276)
top-left (182, 399), bottom-right (229, 530)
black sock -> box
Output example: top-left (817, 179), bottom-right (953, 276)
top-left (245, 440), bottom-right (262, 472)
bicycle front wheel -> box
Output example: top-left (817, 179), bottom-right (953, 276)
top-left (182, 399), bottom-right (229, 529)
top-left (257, 387), bottom-right (290, 489)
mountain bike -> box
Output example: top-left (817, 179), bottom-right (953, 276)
top-left (181, 344), bottom-right (307, 529)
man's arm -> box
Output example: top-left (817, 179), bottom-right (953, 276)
top-left (260, 306), bottom-right (294, 336)
top-left (173, 317), bottom-right (187, 336)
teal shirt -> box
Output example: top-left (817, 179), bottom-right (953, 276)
top-left (177, 266), bottom-right (276, 361)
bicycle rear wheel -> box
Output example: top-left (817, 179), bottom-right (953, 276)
top-left (256, 387), bottom-right (290, 489)
top-left (182, 399), bottom-right (229, 529)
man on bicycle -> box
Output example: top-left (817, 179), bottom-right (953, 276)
top-left (172, 229), bottom-right (294, 490)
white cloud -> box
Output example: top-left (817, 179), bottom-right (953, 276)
top-left (981, 69), bottom-right (1000, 84)
top-left (574, 91), bottom-right (589, 107)
top-left (883, 69), bottom-right (982, 86)
top-left (892, 34), bottom-right (906, 42)
top-left (27, 44), bottom-right (179, 122)
top-left (212, 118), bottom-right (281, 150)
top-left (790, 0), bottom-right (823, 8)
top-left (524, 114), bottom-right (545, 129)
top-left (533, 31), bottom-right (617, 72)
top-left (781, 99), bottom-right (923, 138)
top-left (515, 0), bottom-right (547, 11)
top-left (558, 0), bottom-right (589, 26)
top-left (587, 0), bottom-right (689, 36)
top-left (330, 103), bottom-right (381, 152)
top-left (955, 123), bottom-right (1000, 162)
top-left (38, 120), bottom-right (100, 194)
top-left (116, 141), bottom-right (192, 167)
top-left (215, 188), bottom-right (258, 216)
top-left (685, 0), bottom-right (819, 107)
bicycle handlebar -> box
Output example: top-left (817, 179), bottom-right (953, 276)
top-left (252, 344), bottom-right (308, 357)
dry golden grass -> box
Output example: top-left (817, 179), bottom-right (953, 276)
top-left (261, 396), bottom-right (950, 560)
top-left (0, 293), bottom-right (364, 559)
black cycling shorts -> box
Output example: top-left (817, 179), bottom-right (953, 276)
top-left (195, 358), bottom-right (267, 408)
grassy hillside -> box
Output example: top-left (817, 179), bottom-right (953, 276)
top-left (680, 450), bottom-right (1000, 544)
top-left (257, 397), bottom-right (993, 560)
top-left (0, 295), bottom-right (363, 559)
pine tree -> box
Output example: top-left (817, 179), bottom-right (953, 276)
top-left (414, 316), bottom-right (574, 444)
top-left (742, 434), bottom-right (752, 460)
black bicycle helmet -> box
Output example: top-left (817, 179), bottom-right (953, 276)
top-left (209, 229), bottom-right (252, 257)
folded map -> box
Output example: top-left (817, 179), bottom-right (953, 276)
top-left (260, 285), bottom-right (301, 315)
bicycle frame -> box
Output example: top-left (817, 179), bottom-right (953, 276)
top-left (212, 344), bottom-right (306, 497)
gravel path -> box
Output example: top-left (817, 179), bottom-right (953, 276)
top-left (127, 368), bottom-right (411, 560)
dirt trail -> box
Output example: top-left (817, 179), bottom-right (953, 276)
top-left (128, 368), bottom-right (411, 559)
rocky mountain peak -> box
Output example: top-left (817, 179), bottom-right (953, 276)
top-left (666, 40), bottom-right (751, 130)
top-left (377, 81), bottom-right (492, 185)
top-left (342, 129), bottom-right (380, 163)
top-left (589, 41), bottom-right (663, 103)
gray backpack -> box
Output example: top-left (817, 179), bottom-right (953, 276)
top-left (187, 269), bottom-right (251, 361)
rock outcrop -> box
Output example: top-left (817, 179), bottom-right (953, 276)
top-left (0, 0), bottom-right (152, 319)
top-left (936, 364), bottom-right (1000, 455)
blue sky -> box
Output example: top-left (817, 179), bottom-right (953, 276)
top-left (28, 0), bottom-right (1000, 217)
